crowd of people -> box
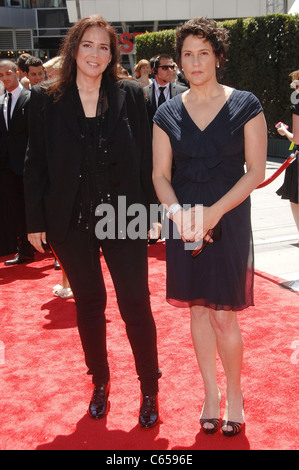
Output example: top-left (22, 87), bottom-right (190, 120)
top-left (0, 14), bottom-right (298, 436)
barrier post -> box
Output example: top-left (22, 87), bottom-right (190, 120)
top-left (281, 150), bottom-right (299, 292)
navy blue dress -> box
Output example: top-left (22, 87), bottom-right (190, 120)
top-left (153, 89), bottom-right (263, 311)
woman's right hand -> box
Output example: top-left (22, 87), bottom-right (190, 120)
top-left (28, 232), bottom-right (47, 253)
top-left (173, 205), bottom-right (220, 243)
top-left (173, 206), bottom-right (205, 243)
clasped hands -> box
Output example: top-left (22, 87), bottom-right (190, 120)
top-left (172, 205), bottom-right (218, 244)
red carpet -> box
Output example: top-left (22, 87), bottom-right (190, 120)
top-left (0, 242), bottom-right (298, 451)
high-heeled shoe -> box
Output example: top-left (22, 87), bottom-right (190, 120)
top-left (139, 394), bottom-right (159, 428)
top-left (200, 388), bottom-right (222, 435)
top-left (53, 284), bottom-right (74, 299)
top-left (221, 395), bottom-right (245, 437)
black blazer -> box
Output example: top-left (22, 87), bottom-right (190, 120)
top-left (145, 81), bottom-right (188, 132)
top-left (24, 79), bottom-right (154, 243)
top-left (0, 88), bottom-right (31, 176)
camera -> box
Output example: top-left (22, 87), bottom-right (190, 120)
top-left (275, 122), bottom-right (289, 129)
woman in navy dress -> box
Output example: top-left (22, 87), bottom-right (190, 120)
top-left (153, 18), bottom-right (267, 436)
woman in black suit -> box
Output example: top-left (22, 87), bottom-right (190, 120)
top-left (24, 15), bottom-right (160, 428)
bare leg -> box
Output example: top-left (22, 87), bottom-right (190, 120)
top-left (209, 310), bottom-right (244, 430)
top-left (53, 267), bottom-right (73, 298)
top-left (290, 202), bottom-right (299, 236)
top-left (61, 268), bottom-right (70, 289)
top-left (190, 306), bottom-right (221, 430)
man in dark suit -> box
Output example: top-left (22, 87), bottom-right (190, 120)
top-left (0, 59), bottom-right (34, 265)
top-left (145, 54), bottom-right (188, 133)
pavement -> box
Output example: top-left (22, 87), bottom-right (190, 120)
top-left (251, 157), bottom-right (299, 291)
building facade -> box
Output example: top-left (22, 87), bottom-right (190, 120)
top-left (0, 0), bottom-right (297, 72)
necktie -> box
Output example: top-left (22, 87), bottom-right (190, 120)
top-left (158, 87), bottom-right (166, 107)
top-left (7, 92), bottom-right (12, 129)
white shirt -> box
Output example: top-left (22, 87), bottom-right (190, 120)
top-left (3, 82), bottom-right (23, 129)
top-left (154, 80), bottom-right (170, 107)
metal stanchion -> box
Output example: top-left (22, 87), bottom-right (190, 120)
top-left (280, 150), bottom-right (299, 292)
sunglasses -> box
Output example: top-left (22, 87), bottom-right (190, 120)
top-left (158, 65), bottom-right (175, 70)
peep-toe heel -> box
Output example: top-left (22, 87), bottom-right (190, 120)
top-left (221, 395), bottom-right (245, 437)
top-left (200, 388), bottom-right (222, 435)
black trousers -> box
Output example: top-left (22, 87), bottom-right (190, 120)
top-left (50, 227), bottom-right (160, 395)
top-left (0, 168), bottom-right (32, 255)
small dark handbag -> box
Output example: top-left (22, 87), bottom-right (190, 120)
top-left (191, 220), bottom-right (221, 258)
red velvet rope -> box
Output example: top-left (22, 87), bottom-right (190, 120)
top-left (256, 153), bottom-right (297, 189)
top-left (191, 153), bottom-right (297, 257)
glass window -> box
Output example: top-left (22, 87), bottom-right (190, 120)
top-left (32, 0), bottom-right (66, 7)
top-left (37, 9), bottom-right (71, 28)
top-left (37, 28), bottom-right (69, 36)
top-left (8, 0), bottom-right (22, 6)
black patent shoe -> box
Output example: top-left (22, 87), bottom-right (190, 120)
top-left (88, 382), bottom-right (110, 419)
top-left (4, 253), bottom-right (34, 266)
top-left (54, 258), bottom-right (61, 270)
top-left (139, 394), bottom-right (159, 428)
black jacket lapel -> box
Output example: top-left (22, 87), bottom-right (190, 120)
top-left (0, 94), bottom-right (5, 131)
top-left (54, 81), bottom-right (126, 144)
top-left (146, 83), bottom-right (157, 112)
top-left (9, 88), bottom-right (29, 128)
top-left (150, 83), bottom-right (157, 111)
top-left (57, 88), bottom-right (83, 144)
top-left (106, 81), bottom-right (126, 140)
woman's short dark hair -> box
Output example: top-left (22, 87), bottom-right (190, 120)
top-left (176, 17), bottom-right (229, 76)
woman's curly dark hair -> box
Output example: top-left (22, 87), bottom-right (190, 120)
top-left (176, 17), bottom-right (229, 77)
